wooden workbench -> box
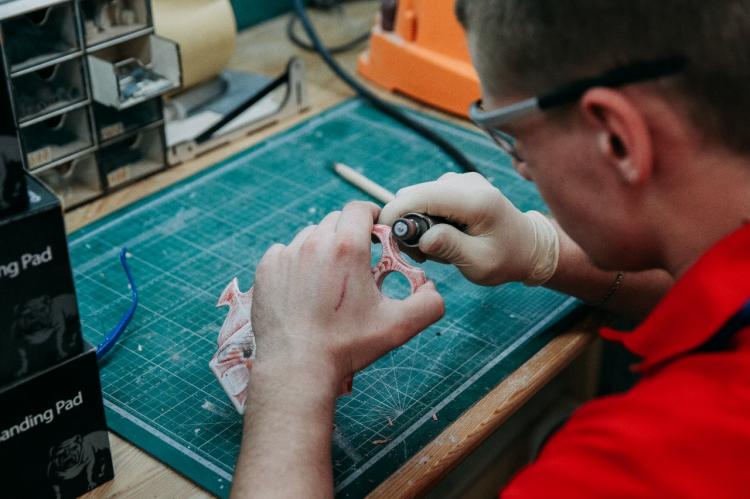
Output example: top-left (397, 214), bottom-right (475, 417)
top-left (76, 3), bottom-right (600, 497)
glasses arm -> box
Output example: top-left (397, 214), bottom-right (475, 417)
top-left (469, 97), bottom-right (540, 127)
top-left (538, 56), bottom-right (687, 110)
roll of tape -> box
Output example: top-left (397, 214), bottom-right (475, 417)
top-left (152, 0), bottom-right (237, 89)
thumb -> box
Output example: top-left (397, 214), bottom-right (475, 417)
top-left (381, 281), bottom-right (445, 349)
top-left (419, 224), bottom-right (474, 264)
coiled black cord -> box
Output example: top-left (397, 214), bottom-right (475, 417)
top-left (286, 0), bottom-right (371, 55)
top-left (291, 0), bottom-right (480, 174)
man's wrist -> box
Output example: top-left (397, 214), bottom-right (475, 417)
top-left (522, 211), bottom-right (560, 286)
top-left (248, 356), bottom-right (342, 408)
top-left (236, 353), bottom-right (338, 499)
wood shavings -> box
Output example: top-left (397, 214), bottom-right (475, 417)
top-left (372, 438), bottom-right (391, 445)
top-left (432, 413), bottom-right (438, 421)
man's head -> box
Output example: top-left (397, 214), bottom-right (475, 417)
top-left (456, 0), bottom-right (750, 273)
top-left (457, 0), bottom-right (750, 154)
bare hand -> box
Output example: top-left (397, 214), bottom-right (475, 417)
top-left (250, 201), bottom-right (445, 393)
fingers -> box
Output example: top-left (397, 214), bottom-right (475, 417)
top-left (318, 210), bottom-right (341, 234)
top-left (286, 224), bottom-right (316, 253)
top-left (262, 242), bottom-right (285, 260)
top-left (380, 281), bottom-right (445, 349)
top-left (291, 203), bottom-right (368, 249)
top-left (418, 223), bottom-right (476, 263)
top-left (335, 201), bottom-right (379, 243)
top-left (255, 243), bottom-right (285, 280)
top-left (379, 175), bottom-right (488, 227)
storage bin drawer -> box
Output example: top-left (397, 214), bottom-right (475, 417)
top-left (35, 154), bottom-right (103, 209)
top-left (88, 34), bottom-right (181, 109)
top-left (12, 56), bottom-right (88, 123)
top-left (21, 105), bottom-right (94, 170)
top-left (80, 0), bottom-right (152, 48)
top-left (3, 1), bottom-right (80, 73)
top-left (98, 124), bottom-right (166, 188)
top-left (93, 98), bottom-right (162, 142)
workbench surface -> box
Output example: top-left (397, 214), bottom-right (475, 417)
top-left (74, 4), bottom-right (599, 497)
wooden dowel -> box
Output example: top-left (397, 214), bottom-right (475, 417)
top-left (333, 162), bottom-right (395, 204)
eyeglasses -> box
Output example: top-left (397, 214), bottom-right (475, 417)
top-left (469, 57), bottom-right (687, 163)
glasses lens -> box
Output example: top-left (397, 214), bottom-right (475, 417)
top-left (488, 128), bottom-right (523, 162)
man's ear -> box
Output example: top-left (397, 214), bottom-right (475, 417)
top-left (579, 88), bottom-right (654, 185)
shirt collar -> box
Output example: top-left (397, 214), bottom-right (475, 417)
top-left (600, 222), bottom-right (750, 372)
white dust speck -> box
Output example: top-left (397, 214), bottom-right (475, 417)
top-left (418, 456), bottom-right (430, 465)
top-left (194, 428), bottom-right (201, 435)
top-left (201, 400), bottom-right (227, 417)
top-left (170, 352), bottom-right (181, 362)
top-left (126, 251), bottom-right (133, 258)
top-left (137, 344), bottom-right (143, 352)
top-left (308, 206), bottom-right (317, 214)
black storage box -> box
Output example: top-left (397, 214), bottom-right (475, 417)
top-left (0, 40), bottom-right (28, 215)
top-left (0, 134), bottom-right (27, 215)
top-left (0, 174), bottom-right (82, 385)
top-left (0, 343), bottom-right (114, 498)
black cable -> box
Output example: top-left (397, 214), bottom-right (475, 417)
top-left (291, 0), bottom-right (480, 175)
top-left (287, 7), bottom-right (370, 55)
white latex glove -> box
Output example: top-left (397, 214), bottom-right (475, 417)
top-left (379, 172), bottom-right (559, 286)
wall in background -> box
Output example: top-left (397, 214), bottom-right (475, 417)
top-left (231, 0), bottom-right (293, 30)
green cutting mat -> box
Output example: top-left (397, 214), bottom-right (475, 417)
top-left (69, 99), bottom-right (579, 498)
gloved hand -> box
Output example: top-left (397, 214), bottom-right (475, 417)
top-left (379, 172), bottom-right (559, 286)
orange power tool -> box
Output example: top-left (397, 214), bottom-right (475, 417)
top-left (358, 0), bottom-right (481, 117)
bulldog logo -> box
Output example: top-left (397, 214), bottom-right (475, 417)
top-left (47, 432), bottom-right (112, 498)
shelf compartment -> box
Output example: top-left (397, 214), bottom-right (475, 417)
top-left (21, 105), bottom-right (94, 170)
top-left (79, 0), bottom-right (152, 48)
top-left (93, 97), bottom-right (162, 142)
top-left (98, 124), bottom-right (165, 188)
top-left (88, 34), bottom-right (181, 110)
top-left (3, 1), bottom-right (80, 73)
top-left (13, 56), bottom-right (88, 123)
top-left (35, 153), bottom-right (103, 209)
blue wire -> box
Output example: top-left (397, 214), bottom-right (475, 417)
top-left (96, 247), bottom-right (139, 361)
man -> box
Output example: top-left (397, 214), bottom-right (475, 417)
top-left (233, 0), bottom-right (750, 496)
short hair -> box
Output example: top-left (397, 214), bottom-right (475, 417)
top-left (456, 0), bottom-right (750, 153)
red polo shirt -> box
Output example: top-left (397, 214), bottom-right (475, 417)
top-left (502, 223), bottom-right (750, 498)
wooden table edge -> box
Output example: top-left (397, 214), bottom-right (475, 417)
top-left (369, 323), bottom-right (597, 498)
